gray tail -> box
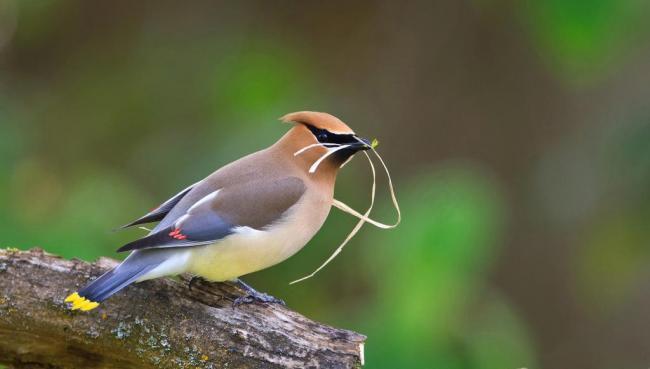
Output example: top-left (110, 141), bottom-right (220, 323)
top-left (77, 265), bottom-right (150, 303)
top-left (74, 250), bottom-right (165, 304)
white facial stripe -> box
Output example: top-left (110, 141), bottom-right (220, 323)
top-left (327, 130), bottom-right (355, 135)
top-left (293, 143), bottom-right (341, 156)
top-left (308, 145), bottom-right (351, 174)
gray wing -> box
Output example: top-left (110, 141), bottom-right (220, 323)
top-left (119, 183), bottom-right (197, 229)
top-left (116, 176), bottom-right (306, 252)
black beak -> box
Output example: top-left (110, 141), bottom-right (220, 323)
top-left (352, 136), bottom-right (372, 151)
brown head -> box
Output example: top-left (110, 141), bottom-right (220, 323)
top-left (281, 111), bottom-right (355, 135)
top-left (275, 111), bottom-right (371, 177)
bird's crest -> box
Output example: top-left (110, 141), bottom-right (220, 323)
top-left (280, 111), bottom-right (355, 135)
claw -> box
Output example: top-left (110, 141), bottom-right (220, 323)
top-left (188, 276), bottom-right (204, 292)
top-left (232, 279), bottom-right (285, 307)
top-left (233, 292), bottom-right (285, 307)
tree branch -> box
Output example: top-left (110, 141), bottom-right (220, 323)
top-left (0, 248), bottom-right (365, 369)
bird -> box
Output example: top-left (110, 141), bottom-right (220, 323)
top-left (66, 111), bottom-right (373, 311)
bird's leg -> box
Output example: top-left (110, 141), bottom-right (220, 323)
top-left (232, 279), bottom-right (285, 306)
top-left (188, 275), bottom-right (205, 292)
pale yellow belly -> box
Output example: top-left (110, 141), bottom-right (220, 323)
top-left (188, 218), bottom-right (320, 281)
top-left (188, 188), bottom-right (331, 281)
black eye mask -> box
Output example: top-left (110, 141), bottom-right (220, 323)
top-left (305, 124), bottom-right (355, 145)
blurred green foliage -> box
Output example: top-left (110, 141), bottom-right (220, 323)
top-left (522, 0), bottom-right (649, 83)
top-left (360, 169), bottom-right (535, 369)
top-left (1, 0), bottom-right (650, 368)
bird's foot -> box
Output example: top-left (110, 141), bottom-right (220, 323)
top-left (233, 291), bottom-right (285, 306)
top-left (232, 279), bottom-right (285, 307)
top-left (188, 275), bottom-right (205, 292)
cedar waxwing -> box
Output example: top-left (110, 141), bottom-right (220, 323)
top-left (66, 111), bottom-right (373, 311)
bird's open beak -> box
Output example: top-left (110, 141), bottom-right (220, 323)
top-left (352, 137), bottom-right (372, 151)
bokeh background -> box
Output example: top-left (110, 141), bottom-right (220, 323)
top-left (1, 1), bottom-right (650, 368)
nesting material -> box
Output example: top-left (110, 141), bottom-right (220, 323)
top-left (291, 140), bottom-right (401, 284)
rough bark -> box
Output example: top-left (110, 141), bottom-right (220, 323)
top-left (0, 248), bottom-right (365, 369)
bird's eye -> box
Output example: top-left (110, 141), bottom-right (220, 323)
top-left (317, 131), bottom-right (329, 142)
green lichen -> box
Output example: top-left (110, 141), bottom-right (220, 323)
top-left (150, 355), bottom-right (162, 365)
top-left (147, 335), bottom-right (158, 348)
top-left (159, 335), bottom-right (171, 353)
top-left (111, 321), bottom-right (132, 339)
top-left (86, 326), bottom-right (100, 339)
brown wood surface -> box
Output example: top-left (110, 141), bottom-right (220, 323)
top-left (0, 248), bottom-right (365, 369)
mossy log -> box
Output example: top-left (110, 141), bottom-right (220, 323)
top-left (0, 248), bottom-right (365, 368)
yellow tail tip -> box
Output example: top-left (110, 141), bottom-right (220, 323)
top-left (65, 292), bottom-right (99, 311)
top-left (64, 292), bottom-right (80, 303)
top-left (78, 300), bottom-right (100, 311)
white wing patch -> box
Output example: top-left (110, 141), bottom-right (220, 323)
top-left (188, 189), bottom-right (221, 213)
